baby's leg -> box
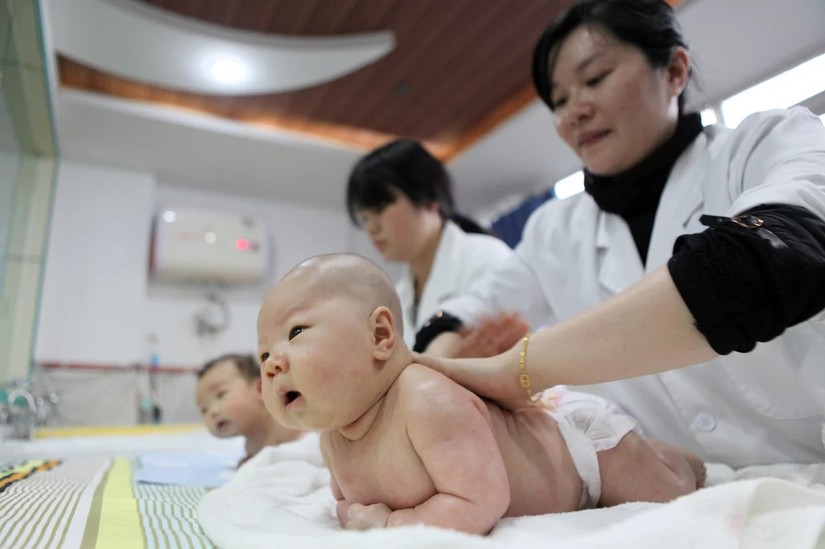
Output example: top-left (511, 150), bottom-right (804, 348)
top-left (645, 438), bottom-right (707, 489)
top-left (596, 432), bottom-right (703, 507)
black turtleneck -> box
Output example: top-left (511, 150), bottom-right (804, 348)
top-left (584, 113), bottom-right (703, 264)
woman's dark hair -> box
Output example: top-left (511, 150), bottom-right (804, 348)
top-left (532, 0), bottom-right (690, 112)
top-left (199, 353), bottom-right (259, 382)
top-left (346, 138), bottom-right (492, 235)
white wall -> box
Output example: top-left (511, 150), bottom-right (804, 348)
top-left (146, 184), bottom-right (362, 367)
top-left (32, 159), bottom-right (400, 424)
top-left (36, 160), bottom-right (155, 365)
top-left (35, 159), bottom-right (395, 371)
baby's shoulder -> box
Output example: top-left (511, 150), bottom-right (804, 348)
top-left (395, 363), bottom-right (479, 414)
top-left (399, 362), bottom-right (469, 392)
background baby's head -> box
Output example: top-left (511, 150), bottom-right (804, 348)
top-left (196, 353), bottom-right (266, 438)
top-left (256, 253), bottom-right (409, 432)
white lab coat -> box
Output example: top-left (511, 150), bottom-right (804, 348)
top-left (442, 108), bottom-right (825, 467)
top-left (396, 220), bottom-right (514, 348)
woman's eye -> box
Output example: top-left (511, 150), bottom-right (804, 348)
top-left (586, 72), bottom-right (608, 87)
top-left (216, 390), bottom-right (226, 399)
top-left (552, 96), bottom-right (568, 109)
top-left (289, 326), bottom-right (305, 340)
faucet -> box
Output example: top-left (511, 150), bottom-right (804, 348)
top-left (8, 388), bottom-right (37, 440)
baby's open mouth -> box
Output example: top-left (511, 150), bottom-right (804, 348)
top-left (284, 391), bottom-right (301, 405)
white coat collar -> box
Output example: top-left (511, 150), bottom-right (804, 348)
top-left (398, 220), bottom-right (463, 336)
top-left (416, 220), bottom-right (464, 302)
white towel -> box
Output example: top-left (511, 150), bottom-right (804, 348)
top-left (198, 435), bottom-right (825, 549)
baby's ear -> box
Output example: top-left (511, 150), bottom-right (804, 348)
top-left (370, 306), bottom-right (395, 361)
top-left (255, 376), bottom-right (263, 398)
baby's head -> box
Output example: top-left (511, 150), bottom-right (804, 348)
top-left (257, 253), bottom-right (407, 433)
top-left (196, 353), bottom-right (265, 438)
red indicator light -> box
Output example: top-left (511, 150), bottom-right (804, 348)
top-left (235, 238), bottom-right (249, 250)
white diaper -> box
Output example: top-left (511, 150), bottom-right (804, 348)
top-left (542, 388), bottom-right (639, 509)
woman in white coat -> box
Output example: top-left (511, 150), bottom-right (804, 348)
top-left (346, 139), bottom-right (514, 350)
top-left (416, 0), bottom-right (825, 467)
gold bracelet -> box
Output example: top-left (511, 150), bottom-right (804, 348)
top-left (518, 332), bottom-right (537, 406)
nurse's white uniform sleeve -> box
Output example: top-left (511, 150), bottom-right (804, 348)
top-left (440, 212), bottom-right (556, 329)
top-left (727, 107), bottom-right (825, 220)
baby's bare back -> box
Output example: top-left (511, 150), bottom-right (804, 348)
top-left (322, 364), bottom-right (583, 520)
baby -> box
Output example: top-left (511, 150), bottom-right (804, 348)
top-left (196, 353), bottom-right (304, 466)
top-left (256, 254), bottom-right (704, 534)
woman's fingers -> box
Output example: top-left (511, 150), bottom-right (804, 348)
top-left (488, 314), bottom-right (530, 354)
top-left (413, 351), bottom-right (530, 411)
top-left (455, 314), bottom-right (530, 358)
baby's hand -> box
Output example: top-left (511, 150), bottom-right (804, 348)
top-left (344, 502), bottom-right (392, 530)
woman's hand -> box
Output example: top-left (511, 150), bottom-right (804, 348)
top-left (413, 348), bottom-right (532, 410)
top-left (454, 313), bottom-right (530, 358)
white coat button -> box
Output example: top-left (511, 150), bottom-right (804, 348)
top-left (691, 412), bottom-right (717, 432)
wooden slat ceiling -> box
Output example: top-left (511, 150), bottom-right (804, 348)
top-left (57, 0), bottom-right (574, 160)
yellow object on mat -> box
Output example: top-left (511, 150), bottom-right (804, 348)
top-left (35, 424), bottom-right (203, 439)
top-left (91, 458), bottom-right (145, 549)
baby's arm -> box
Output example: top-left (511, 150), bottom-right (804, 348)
top-left (384, 386), bottom-right (511, 534)
top-left (331, 474), bottom-right (352, 527)
top-left (326, 442), bottom-right (397, 530)
top-left (320, 439), bottom-right (354, 527)
top-left (597, 432), bottom-right (704, 506)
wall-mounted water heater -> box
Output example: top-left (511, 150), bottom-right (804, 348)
top-left (149, 206), bottom-right (269, 285)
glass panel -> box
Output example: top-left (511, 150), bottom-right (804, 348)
top-left (0, 0), bottom-right (57, 387)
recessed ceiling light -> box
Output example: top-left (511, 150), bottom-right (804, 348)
top-left (208, 56), bottom-right (249, 84)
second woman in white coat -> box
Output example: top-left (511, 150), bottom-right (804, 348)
top-left (346, 139), bottom-right (514, 350)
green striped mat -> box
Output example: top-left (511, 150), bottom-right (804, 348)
top-left (0, 456), bottom-right (214, 548)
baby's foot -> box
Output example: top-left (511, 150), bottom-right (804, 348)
top-left (691, 458), bottom-right (707, 489)
top-left (677, 449), bottom-right (706, 489)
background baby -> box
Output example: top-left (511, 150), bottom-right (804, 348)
top-left (196, 353), bottom-right (304, 467)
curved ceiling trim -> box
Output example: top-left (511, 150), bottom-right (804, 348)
top-left (49, 0), bottom-right (395, 95)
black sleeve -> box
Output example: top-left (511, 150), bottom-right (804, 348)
top-left (412, 311), bottom-right (463, 353)
top-left (667, 203), bottom-right (825, 355)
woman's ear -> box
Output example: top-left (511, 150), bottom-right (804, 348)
top-left (370, 306), bottom-right (395, 361)
top-left (666, 46), bottom-right (691, 98)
